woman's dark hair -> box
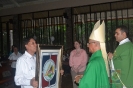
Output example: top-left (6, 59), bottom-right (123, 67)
top-left (74, 40), bottom-right (81, 44)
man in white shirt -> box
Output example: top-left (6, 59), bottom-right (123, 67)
top-left (15, 37), bottom-right (38, 88)
top-left (8, 45), bottom-right (22, 76)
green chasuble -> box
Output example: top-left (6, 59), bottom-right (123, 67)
top-left (79, 50), bottom-right (110, 88)
top-left (112, 42), bottom-right (133, 88)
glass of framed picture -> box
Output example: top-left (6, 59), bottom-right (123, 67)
top-left (35, 45), bottom-right (63, 88)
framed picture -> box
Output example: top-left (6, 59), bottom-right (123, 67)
top-left (35, 45), bottom-right (63, 88)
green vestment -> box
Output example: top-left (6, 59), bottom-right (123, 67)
top-left (112, 41), bottom-right (133, 88)
top-left (79, 50), bottom-right (110, 88)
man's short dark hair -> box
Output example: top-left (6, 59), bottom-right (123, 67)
top-left (116, 25), bottom-right (129, 37)
top-left (13, 45), bottom-right (18, 49)
top-left (22, 36), bottom-right (36, 51)
top-left (23, 37), bottom-right (36, 46)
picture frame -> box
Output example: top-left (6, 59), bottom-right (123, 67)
top-left (35, 44), bottom-right (63, 88)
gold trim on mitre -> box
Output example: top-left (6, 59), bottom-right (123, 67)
top-left (100, 43), bottom-right (109, 77)
top-left (89, 20), bottom-right (109, 77)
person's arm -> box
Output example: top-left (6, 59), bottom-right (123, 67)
top-left (79, 61), bottom-right (99, 88)
top-left (108, 52), bottom-right (114, 70)
top-left (79, 60), bottom-right (109, 88)
top-left (8, 54), bottom-right (13, 64)
top-left (77, 50), bottom-right (88, 70)
top-left (79, 62), bottom-right (95, 88)
top-left (14, 58), bottom-right (38, 87)
top-left (69, 51), bottom-right (74, 67)
top-left (69, 51), bottom-right (77, 72)
top-left (15, 59), bottom-right (30, 86)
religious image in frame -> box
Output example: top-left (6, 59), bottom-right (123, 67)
top-left (35, 45), bottom-right (63, 88)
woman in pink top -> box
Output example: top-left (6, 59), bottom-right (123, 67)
top-left (69, 40), bottom-right (88, 88)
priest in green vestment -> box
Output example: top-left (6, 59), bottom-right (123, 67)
top-left (74, 20), bottom-right (110, 88)
top-left (108, 25), bottom-right (133, 88)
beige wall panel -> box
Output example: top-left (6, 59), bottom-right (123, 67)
top-left (1, 16), bottom-right (13, 22)
top-left (22, 13), bottom-right (32, 20)
top-left (34, 12), bottom-right (48, 18)
top-left (0, 0), bottom-right (121, 16)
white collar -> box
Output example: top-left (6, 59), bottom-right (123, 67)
top-left (119, 38), bottom-right (130, 45)
top-left (25, 51), bottom-right (36, 59)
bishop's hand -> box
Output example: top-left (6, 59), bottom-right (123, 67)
top-left (108, 52), bottom-right (113, 59)
top-left (74, 75), bottom-right (83, 83)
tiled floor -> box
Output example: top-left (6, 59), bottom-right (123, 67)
top-left (61, 74), bottom-right (73, 88)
